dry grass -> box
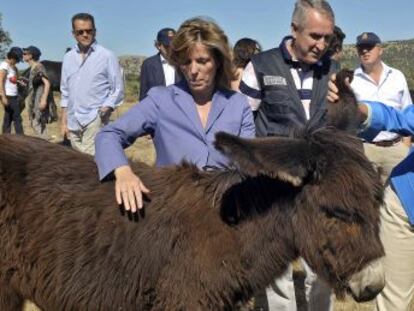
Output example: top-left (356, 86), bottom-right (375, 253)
top-left (1, 100), bottom-right (380, 311)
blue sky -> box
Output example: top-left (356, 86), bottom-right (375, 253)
top-left (2, 0), bottom-right (414, 62)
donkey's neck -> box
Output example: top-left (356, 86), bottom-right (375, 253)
top-left (205, 170), bottom-right (300, 288)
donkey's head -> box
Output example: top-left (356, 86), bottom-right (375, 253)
top-left (214, 128), bottom-right (384, 302)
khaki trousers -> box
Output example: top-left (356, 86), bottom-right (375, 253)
top-left (363, 142), bottom-right (409, 182)
top-left (374, 186), bottom-right (414, 311)
top-left (69, 116), bottom-right (103, 156)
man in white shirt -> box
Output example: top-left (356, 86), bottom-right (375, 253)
top-left (351, 32), bottom-right (412, 180)
top-left (139, 28), bottom-right (180, 101)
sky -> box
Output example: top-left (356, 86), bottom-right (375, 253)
top-left (2, 0), bottom-right (414, 64)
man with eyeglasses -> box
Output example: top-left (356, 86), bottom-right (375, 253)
top-left (240, 1), bottom-right (336, 310)
top-left (351, 32), bottom-right (412, 182)
top-left (60, 13), bottom-right (124, 155)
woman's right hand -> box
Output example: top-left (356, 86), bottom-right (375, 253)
top-left (114, 165), bottom-right (150, 213)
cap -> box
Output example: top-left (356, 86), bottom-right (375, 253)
top-left (156, 28), bottom-right (175, 46)
top-left (8, 47), bottom-right (23, 62)
top-left (356, 32), bottom-right (381, 46)
top-left (23, 46), bottom-right (42, 58)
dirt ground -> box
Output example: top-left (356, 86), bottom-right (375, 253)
top-left (2, 100), bottom-right (379, 311)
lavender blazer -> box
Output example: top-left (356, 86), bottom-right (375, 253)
top-left (95, 82), bottom-right (255, 180)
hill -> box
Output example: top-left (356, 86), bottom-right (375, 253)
top-left (341, 38), bottom-right (414, 90)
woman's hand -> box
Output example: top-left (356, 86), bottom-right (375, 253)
top-left (114, 165), bottom-right (150, 213)
top-left (0, 94), bottom-right (8, 107)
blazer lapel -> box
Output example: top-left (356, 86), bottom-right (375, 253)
top-left (173, 83), bottom-right (206, 140)
top-left (156, 54), bottom-right (166, 86)
top-left (205, 90), bottom-right (227, 134)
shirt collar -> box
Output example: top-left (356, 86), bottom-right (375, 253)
top-left (279, 36), bottom-right (324, 70)
top-left (75, 41), bottom-right (98, 53)
top-left (355, 62), bottom-right (392, 77)
top-left (160, 54), bottom-right (168, 64)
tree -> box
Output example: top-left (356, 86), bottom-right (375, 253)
top-left (0, 13), bottom-right (12, 59)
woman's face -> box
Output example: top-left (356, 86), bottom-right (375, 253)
top-left (180, 43), bottom-right (218, 97)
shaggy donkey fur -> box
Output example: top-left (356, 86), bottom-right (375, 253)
top-left (0, 71), bottom-right (384, 310)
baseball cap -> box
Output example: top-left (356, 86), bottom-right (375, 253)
top-left (156, 28), bottom-right (175, 46)
top-left (356, 32), bottom-right (381, 46)
top-left (8, 47), bottom-right (23, 62)
top-left (23, 46), bottom-right (42, 58)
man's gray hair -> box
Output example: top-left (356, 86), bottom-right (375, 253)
top-left (292, 0), bottom-right (335, 30)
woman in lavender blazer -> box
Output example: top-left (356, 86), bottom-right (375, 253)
top-left (95, 17), bottom-right (255, 212)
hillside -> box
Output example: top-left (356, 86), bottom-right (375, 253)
top-left (341, 38), bottom-right (414, 89)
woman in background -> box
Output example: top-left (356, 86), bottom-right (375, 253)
top-left (231, 38), bottom-right (261, 91)
top-left (0, 47), bottom-right (24, 134)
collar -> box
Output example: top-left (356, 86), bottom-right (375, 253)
top-left (355, 62), bottom-right (392, 77)
top-left (75, 41), bottom-right (97, 53)
top-left (160, 54), bottom-right (167, 64)
top-left (279, 36), bottom-right (324, 70)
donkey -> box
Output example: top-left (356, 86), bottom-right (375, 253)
top-left (0, 70), bottom-right (384, 310)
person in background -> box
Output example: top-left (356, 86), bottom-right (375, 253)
top-left (327, 77), bottom-right (414, 311)
top-left (139, 27), bottom-right (181, 101)
top-left (231, 38), bottom-right (261, 91)
top-left (95, 16), bottom-right (255, 212)
top-left (351, 32), bottom-right (412, 181)
top-left (0, 47), bottom-right (24, 135)
top-left (239, 0), bottom-right (336, 310)
top-left (327, 25), bottom-right (345, 71)
top-left (60, 12), bottom-right (124, 155)
top-left (23, 46), bottom-right (54, 139)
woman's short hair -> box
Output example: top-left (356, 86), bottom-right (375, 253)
top-left (170, 17), bottom-right (234, 90)
top-left (233, 38), bottom-right (261, 69)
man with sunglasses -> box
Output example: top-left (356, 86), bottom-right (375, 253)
top-left (351, 32), bottom-right (412, 182)
top-left (60, 13), bottom-right (124, 155)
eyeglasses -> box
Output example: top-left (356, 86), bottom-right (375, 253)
top-left (73, 29), bottom-right (95, 36)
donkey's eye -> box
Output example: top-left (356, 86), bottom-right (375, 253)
top-left (321, 206), bottom-right (363, 223)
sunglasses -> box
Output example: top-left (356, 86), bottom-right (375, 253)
top-left (73, 29), bottom-right (95, 36)
top-left (356, 44), bottom-right (376, 52)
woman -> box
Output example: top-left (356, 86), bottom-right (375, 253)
top-left (95, 17), bottom-right (255, 212)
top-left (23, 46), bottom-right (54, 139)
top-left (231, 38), bottom-right (261, 91)
top-left (0, 47), bottom-right (24, 134)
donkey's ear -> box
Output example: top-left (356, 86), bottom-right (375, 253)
top-left (214, 132), bottom-right (313, 186)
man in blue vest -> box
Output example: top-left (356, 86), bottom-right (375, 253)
top-left (240, 0), bottom-right (336, 310)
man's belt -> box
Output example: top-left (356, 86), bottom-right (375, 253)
top-left (372, 137), bottom-right (402, 147)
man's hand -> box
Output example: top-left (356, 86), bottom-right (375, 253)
top-left (326, 73), bottom-right (369, 120)
top-left (60, 108), bottom-right (69, 137)
top-left (114, 165), bottom-right (150, 213)
top-left (99, 106), bottom-right (113, 124)
top-left (327, 74), bottom-right (339, 103)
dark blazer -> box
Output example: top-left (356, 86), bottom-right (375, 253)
top-left (139, 53), bottom-right (180, 101)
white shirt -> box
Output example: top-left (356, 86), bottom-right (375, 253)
top-left (0, 61), bottom-right (18, 96)
top-left (351, 62), bottom-right (412, 142)
top-left (160, 54), bottom-right (175, 87)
